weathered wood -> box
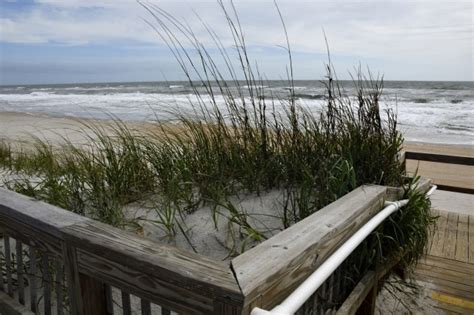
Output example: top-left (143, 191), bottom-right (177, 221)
top-left (140, 298), bottom-right (151, 315)
top-left (469, 215), bottom-right (474, 264)
top-left (455, 214), bottom-right (469, 262)
top-left (0, 187), bottom-right (244, 315)
top-left (405, 151), bottom-right (474, 166)
top-left (336, 271), bottom-right (375, 315)
top-left (15, 240), bottom-right (25, 305)
top-left (0, 188), bottom-right (88, 236)
top-left (435, 184), bottom-right (474, 194)
top-left (443, 213), bottom-right (458, 259)
top-left (43, 253), bottom-right (52, 315)
top-left (121, 291), bottom-right (131, 315)
top-left (231, 185), bottom-right (387, 312)
top-left (62, 245), bottom-right (83, 315)
top-left (80, 273), bottom-right (108, 315)
top-left (430, 212), bottom-right (448, 257)
top-left (0, 236), bottom-right (3, 292)
top-left (0, 188), bottom-right (88, 257)
top-left (29, 246), bottom-right (37, 313)
top-left (105, 285), bottom-right (114, 315)
top-left (385, 177), bottom-right (432, 201)
top-left (55, 259), bottom-right (64, 315)
top-left (61, 220), bottom-right (243, 314)
top-left (4, 235), bottom-right (13, 297)
top-left (161, 307), bottom-right (171, 315)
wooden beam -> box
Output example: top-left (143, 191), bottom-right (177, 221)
top-left (405, 151), bottom-right (474, 166)
top-left (231, 185), bottom-right (387, 312)
top-left (336, 271), bottom-right (375, 315)
top-left (61, 220), bottom-right (244, 314)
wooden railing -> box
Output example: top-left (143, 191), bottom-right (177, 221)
top-left (0, 179), bottom-right (431, 315)
top-left (405, 151), bottom-right (474, 194)
top-left (0, 188), bottom-right (243, 315)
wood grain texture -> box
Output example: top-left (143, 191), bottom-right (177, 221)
top-left (430, 213), bottom-right (448, 257)
top-left (0, 188), bottom-right (88, 258)
top-left (231, 185), bottom-right (387, 311)
top-left (469, 215), bottom-right (474, 264)
top-left (336, 271), bottom-right (375, 315)
top-left (140, 298), bottom-right (151, 315)
top-left (42, 253), bottom-right (52, 315)
top-left (385, 176), bottom-right (432, 201)
top-left (15, 240), bottom-right (24, 305)
top-left (443, 213), bottom-right (458, 259)
top-left (29, 246), bottom-right (37, 313)
top-left (121, 291), bottom-right (131, 315)
top-left (80, 273), bottom-right (108, 315)
top-left (62, 244), bottom-right (84, 315)
top-left (4, 235), bottom-right (13, 297)
top-left (55, 259), bottom-right (64, 315)
top-left (0, 188), bottom-right (88, 237)
top-left (455, 214), bottom-right (469, 263)
top-left (0, 187), bottom-right (244, 315)
top-left (61, 220), bottom-right (243, 314)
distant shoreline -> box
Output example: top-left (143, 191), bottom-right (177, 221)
top-left (1, 111), bottom-right (473, 151)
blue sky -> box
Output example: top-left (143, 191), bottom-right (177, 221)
top-left (0, 0), bottom-right (472, 85)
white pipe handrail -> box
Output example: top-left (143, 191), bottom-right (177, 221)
top-left (251, 185), bottom-right (437, 315)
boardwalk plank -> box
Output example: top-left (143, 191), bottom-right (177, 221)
top-left (426, 209), bottom-right (439, 253)
top-left (443, 213), bottom-right (458, 259)
top-left (421, 255), bottom-right (474, 274)
top-left (414, 267), bottom-right (474, 290)
top-left (455, 214), bottom-right (469, 263)
top-left (415, 275), bottom-right (474, 300)
top-left (416, 262), bottom-right (474, 285)
top-left (469, 215), bottom-right (474, 264)
top-left (430, 212), bottom-right (448, 257)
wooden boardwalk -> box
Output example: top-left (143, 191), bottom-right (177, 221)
top-left (414, 207), bottom-right (474, 314)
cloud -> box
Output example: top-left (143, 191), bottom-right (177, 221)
top-left (0, 0), bottom-right (472, 81)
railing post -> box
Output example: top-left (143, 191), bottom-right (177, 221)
top-left (63, 244), bottom-right (108, 315)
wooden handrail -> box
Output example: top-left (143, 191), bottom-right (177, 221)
top-left (405, 151), bottom-right (473, 194)
top-left (231, 185), bottom-right (388, 313)
top-left (405, 151), bottom-right (474, 166)
top-left (0, 188), bottom-right (244, 314)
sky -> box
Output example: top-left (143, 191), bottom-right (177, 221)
top-left (0, 0), bottom-right (472, 85)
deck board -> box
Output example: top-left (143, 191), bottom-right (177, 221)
top-left (455, 214), bottom-right (469, 262)
top-left (469, 215), bottom-right (474, 264)
top-left (415, 207), bottom-right (474, 314)
top-left (429, 211), bottom-right (448, 257)
top-left (442, 212), bottom-right (458, 259)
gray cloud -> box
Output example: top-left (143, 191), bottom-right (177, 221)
top-left (1, 0), bottom-right (472, 81)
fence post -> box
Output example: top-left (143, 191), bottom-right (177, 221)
top-left (63, 244), bottom-right (108, 315)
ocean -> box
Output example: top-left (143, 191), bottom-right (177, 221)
top-left (0, 80), bottom-right (472, 145)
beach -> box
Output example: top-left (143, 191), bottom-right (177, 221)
top-left (1, 111), bottom-right (472, 192)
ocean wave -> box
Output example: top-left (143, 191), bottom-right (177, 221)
top-left (29, 91), bottom-right (55, 96)
top-left (169, 85), bottom-right (184, 89)
top-left (412, 98), bottom-right (431, 103)
top-left (294, 93), bottom-right (326, 100)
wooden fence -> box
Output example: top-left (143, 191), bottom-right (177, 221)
top-left (405, 151), bottom-right (474, 194)
top-left (0, 179), bottom-right (430, 315)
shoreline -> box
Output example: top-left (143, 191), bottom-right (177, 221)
top-left (1, 111), bottom-right (472, 151)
